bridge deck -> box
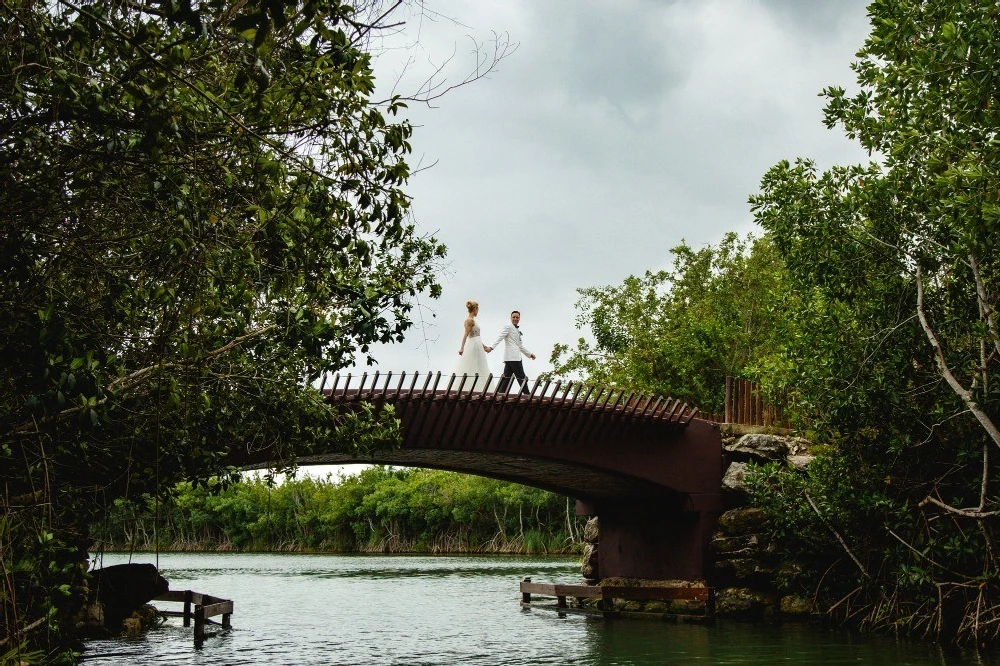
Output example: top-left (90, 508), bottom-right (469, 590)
top-left (299, 371), bottom-right (720, 502)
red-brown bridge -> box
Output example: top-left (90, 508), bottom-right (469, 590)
top-left (240, 371), bottom-right (725, 582)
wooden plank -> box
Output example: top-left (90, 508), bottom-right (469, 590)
top-left (562, 385), bottom-right (597, 444)
top-left (521, 581), bottom-right (711, 603)
top-left (504, 378), bottom-right (548, 446)
top-left (201, 600), bottom-right (234, 620)
top-left (436, 374), bottom-right (472, 443)
top-left (154, 591), bottom-right (187, 602)
top-left (725, 376), bottom-right (733, 423)
top-left (510, 377), bottom-right (551, 445)
top-left (591, 389), bottom-right (625, 440)
top-left (520, 582), bottom-right (602, 598)
top-left (601, 586), bottom-right (710, 602)
top-left (531, 381), bottom-right (568, 444)
top-left (549, 384), bottom-right (584, 443)
top-left (454, 374), bottom-right (493, 446)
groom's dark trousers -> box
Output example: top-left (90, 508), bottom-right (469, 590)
top-left (499, 361), bottom-right (529, 394)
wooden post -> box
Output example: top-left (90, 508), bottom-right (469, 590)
top-left (183, 590), bottom-right (192, 627)
top-left (724, 376), bottom-right (733, 423)
top-left (222, 613), bottom-right (231, 629)
top-left (194, 605), bottom-right (206, 643)
top-left (522, 577), bottom-right (532, 603)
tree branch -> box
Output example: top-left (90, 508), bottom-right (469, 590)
top-left (915, 263), bottom-right (1000, 450)
top-left (10, 325), bottom-right (277, 438)
top-left (108, 324), bottom-right (277, 393)
top-left (918, 494), bottom-right (997, 519)
top-left (970, 253), bottom-right (1000, 363)
top-left (804, 490), bottom-right (870, 579)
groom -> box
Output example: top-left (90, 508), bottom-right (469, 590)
top-left (487, 310), bottom-right (536, 394)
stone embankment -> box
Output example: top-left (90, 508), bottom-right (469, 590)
top-left (714, 428), bottom-right (816, 619)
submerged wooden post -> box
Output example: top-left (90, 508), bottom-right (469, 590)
top-left (521, 577), bottom-right (532, 603)
top-left (183, 590), bottom-right (192, 627)
top-left (194, 605), bottom-right (206, 642)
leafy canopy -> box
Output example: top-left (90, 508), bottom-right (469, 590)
top-left (1, 0), bottom-right (445, 654)
top-left (748, 0), bottom-right (1000, 642)
top-left (552, 233), bottom-right (792, 413)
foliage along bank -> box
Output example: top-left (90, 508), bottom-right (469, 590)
top-left (1, 0), bottom-right (456, 661)
top-left (91, 467), bottom-right (585, 556)
top-left (553, 1), bottom-right (1000, 646)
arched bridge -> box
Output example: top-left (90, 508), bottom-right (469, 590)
top-left (241, 371), bottom-right (725, 581)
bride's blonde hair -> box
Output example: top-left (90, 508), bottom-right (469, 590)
top-left (466, 300), bottom-right (479, 314)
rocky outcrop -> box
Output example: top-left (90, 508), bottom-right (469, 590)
top-left (712, 429), bottom-right (818, 620)
top-left (582, 517), bottom-right (600, 583)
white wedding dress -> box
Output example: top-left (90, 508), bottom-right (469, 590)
top-left (454, 320), bottom-right (491, 392)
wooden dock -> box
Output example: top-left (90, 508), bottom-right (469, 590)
top-left (520, 579), bottom-right (713, 620)
top-left (154, 590), bottom-right (233, 643)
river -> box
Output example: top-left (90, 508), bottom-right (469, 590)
top-left (81, 552), bottom-right (997, 665)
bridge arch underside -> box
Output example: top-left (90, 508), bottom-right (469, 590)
top-left (267, 449), bottom-right (682, 503)
top-left (236, 392), bottom-right (724, 581)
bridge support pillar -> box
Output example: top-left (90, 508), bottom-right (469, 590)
top-left (577, 495), bottom-right (722, 581)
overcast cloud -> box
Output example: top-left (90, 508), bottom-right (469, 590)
top-left (340, 0), bottom-right (874, 382)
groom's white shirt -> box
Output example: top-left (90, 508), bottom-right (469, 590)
top-left (492, 324), bottom-right (532, 362)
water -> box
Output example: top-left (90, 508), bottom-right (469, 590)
top-left (82, 552), bottom-right (997, 665)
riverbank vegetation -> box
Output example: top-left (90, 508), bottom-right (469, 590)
top-left (555, 0), bottom-right (1000, 647)
top-left (0, 0), bottom-right (508, 661)
top-left (91, 467), bottom-right (583, 555)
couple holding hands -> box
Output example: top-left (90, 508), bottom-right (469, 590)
top-left (456, 300), bottom-right (536, 393)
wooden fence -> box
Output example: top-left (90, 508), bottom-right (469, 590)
top-left (519, 578), bottom-right (713, 619)
top-left (155, 590), bottom-right (233, 643)
top-left (703, 377), bottom-right (790, 428)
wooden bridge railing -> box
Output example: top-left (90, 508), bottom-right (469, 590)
top-left (319, 371), bottom-right (701, 427)
top-left (720, 376), bottom-right (790, 427)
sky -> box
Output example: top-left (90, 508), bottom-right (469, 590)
top-left (334, 0), bottom-right (874, 381)
top-left (300, 0), bottom-right (876, 478)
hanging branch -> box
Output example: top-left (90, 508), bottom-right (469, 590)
top-left (9, 325), bottom-right (278, 439)
top-left (915, 264), bottom-right (1000, 450)
top-left (971, 254), bottom-right (1000, 362)
top-left (804, 490), bottom-right (870, 579)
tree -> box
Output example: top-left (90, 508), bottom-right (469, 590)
top-left (749, 0), bottom-right (1000, 643)
top-left (0, 0), bottom-right (472, 656)
top-left (551, 233), bottom-right (793, 414)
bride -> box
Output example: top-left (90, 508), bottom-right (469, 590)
top-left (455, 300), bottom-right (492, 391)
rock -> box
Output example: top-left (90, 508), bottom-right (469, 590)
top-left (716, 507), bottom-right (769, 535)
top-left (787, 437), bottom-right (813, 455)
top-left (787, 454), bottom-right (814, 473)
top-left (76, 601), bottom-right (105, 636)
top-left (714, 587), bottom-right (777, 619)
top-left (89, 563), bottom-right (169, 633)
top-left (581, 543), bottom-right (599, 582)
top-left (583, 516), bottom-right (600, 544)
top-left (710, 533), bottom-right (761, 557)
top-left (725, 434), bottom-right (789, 464)
top-left (713, 557), bottom-right (773, 585)
top-left (780, 594), bottom-right (815, 616)
top-left (722, 461), bottom-right (751, 495)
